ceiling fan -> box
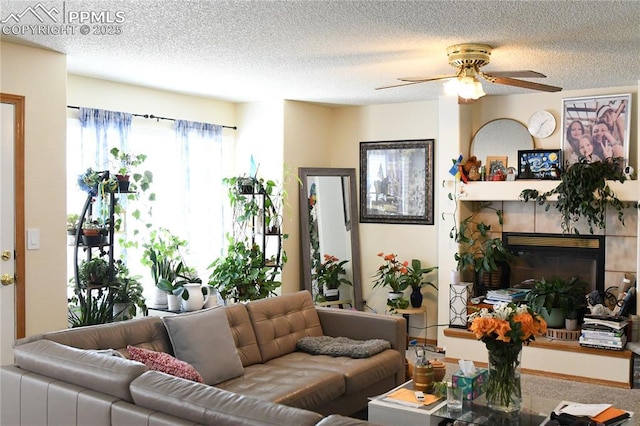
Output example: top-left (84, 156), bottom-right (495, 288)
top-left (376, 43), bottom-right (562, 102)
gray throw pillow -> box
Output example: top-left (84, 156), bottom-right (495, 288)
top-left (162, 306), bottom-right (244, 385)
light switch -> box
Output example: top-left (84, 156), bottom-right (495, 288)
top-left (27, 228), bottom-right (40, 250)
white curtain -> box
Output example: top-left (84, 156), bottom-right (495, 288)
top-left (67, 108), bottom-right (226, 298)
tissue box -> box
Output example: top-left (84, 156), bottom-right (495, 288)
top-left (452, 368), bottom-right (488, 400)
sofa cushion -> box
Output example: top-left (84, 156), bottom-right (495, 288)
top-left (245, 290), bottom-right (323, 362)
top-left (127, 345), bottom-right (204, 383)
top-left (13, 339), bottom-right (148, 402)
top-left (225, 303), bottom-right (263, 367)
top-left (162, 306), bottom-right (244, 385)
top-left (216, 363), bottom-right (345, 411)
top-left (131, 371), bottom-right (324, 426)
top-left (42, 316), bottom-right (172, 356)
top-left (266, 350), bottom-right (404, 395)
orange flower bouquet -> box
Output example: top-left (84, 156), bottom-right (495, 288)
top-left (469, 302), bottom-right (547, 412)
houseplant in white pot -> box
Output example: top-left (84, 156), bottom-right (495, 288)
top-left (313, 254), bottom-right (352, 302)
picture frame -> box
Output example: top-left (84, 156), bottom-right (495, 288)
top-left (359, 139), bottom-right (434, 225)
top-left (562, 94), bottom-right (631, 166)
top-left (517, 149), bottom-right (562, 180)
top-left (486, 156), bottom-right (508, 180)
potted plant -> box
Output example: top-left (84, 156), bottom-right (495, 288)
top-left (208, 240), bottom-right (281, 303)
top-left (312, 254), bottom-right (352, 301)
top-left (520, 157), bottom-right (629, 234)
top-left (111, 261), bottom-right (147, 320)
top-left (81, 220), bottom-right (107, 246)
top-left (109, 147), bottom-right (148, 192)
top-left (372, 252), bottom-right (411, 310)
top-left (452, 202), bottom-right (514, 294)
top-left (524, 276), bottom-right (588, 329)
top-left (401, 259), bottom-right (438, 308)
top-left (78, 257), bottom-right (110, 288)
top-left (67, 213), bottom-right (80, 245)
top-left (141, 228), bottom-right (190, 308)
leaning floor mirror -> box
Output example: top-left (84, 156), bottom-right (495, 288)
top-left (299, 168), bottom-right (363, 311)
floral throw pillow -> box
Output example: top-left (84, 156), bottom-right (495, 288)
top-left (127, 345), bottom-right (204, 383)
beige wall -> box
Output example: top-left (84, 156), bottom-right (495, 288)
top-left (331, 102), bottom-right (441, 341)
top-left (0, 42), bottom-right (68, 335)
top-left (282, 101), bottom-right (334, 294)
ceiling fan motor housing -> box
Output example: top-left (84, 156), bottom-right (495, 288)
top-left (447, 43), bottom-right (492, 69)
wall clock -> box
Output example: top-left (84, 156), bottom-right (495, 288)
top-left (527, 110), bottom-right (556, 138)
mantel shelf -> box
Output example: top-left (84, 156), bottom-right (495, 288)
top-left (458, 179), bottom-right (639, 202)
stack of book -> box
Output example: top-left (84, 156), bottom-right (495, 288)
top-left (484, 288), bottom-right (530, 304)
top-left (579, 315), bottom-right (628, 351)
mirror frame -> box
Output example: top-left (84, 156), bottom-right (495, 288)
top-left (298, 167), bottom-right (363, 311)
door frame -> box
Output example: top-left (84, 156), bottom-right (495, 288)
top-left (1, 93), bottom-right (25, 339)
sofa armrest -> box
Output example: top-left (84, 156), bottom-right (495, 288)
top-left (316, 308), bottom-right (406, 358)
top-left (14, 339), bottom-right (148, 402)
top-left (130, 371), bottom-right (324, 426)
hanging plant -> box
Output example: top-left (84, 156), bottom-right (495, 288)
top-left (520, 158), bottom-right (631, 234)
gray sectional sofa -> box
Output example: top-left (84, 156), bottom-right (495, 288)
top-left (1, 290), bottom-right (406, 425)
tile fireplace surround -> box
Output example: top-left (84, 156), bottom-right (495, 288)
top-left (442, 180), bottom-right (639, 388)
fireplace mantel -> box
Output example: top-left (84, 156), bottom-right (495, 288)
top-left (458, 180), bottom-right (639, 202)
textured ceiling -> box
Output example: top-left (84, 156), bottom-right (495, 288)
top-left (1, 0), bottom-right (639, 105)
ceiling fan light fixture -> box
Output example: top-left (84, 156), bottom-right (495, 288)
top-left (457, 76), bottom-right (485, 100)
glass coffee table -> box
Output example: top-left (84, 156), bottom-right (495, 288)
top-left (369, 380), bottom-right (557, 426)
top-left (431, 393), bottom-right (558, 426)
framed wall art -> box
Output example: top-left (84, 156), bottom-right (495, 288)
top-left (562, 94), bottom-right (631, 166)
top-left (359, 139), bottom-right (434, 225)
top-left (517, 149), bottom-right (562, 180)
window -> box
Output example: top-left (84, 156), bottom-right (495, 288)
top-left (67, 111), bottom-right (227, 298)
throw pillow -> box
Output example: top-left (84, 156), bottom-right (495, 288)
top-left (161, 306), bottom-right (244, 385)
top-left (297, 335), bottom-right (391, 358)
top-left (127, 345), bottom-right (204, 383)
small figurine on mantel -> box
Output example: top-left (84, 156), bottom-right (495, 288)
top-left (458, 156), bottom-right (483, 183)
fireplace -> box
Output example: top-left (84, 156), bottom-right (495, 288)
top-left (502, 232), bottom-right (605, 294)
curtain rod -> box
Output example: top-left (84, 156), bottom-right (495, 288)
top-left (66, 105), bottom-right (237, 130)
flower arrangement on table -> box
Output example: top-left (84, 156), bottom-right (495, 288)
top-left (313, 254), bottom-right (352, 290)
top-left (468, 302), bottom-right (547, 412)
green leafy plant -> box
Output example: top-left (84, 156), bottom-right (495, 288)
top-left (67, 213), bottom-right (80, 231)
top-left (452, 202), bottom-right (514, 283)
top-left (524, 276), bottom-right (588, 318)
top-left (111, 261), bottom-right (147, 320)
top-left (313, 254), bottom-right (352, 290)
top-left (208, 240), bottom-right (281, 303)
top-left (520, 158), bottom-right (630, 234)
top-left (78, 257), bottom-right (110, 287)
top-left (110, 147), bottom-right (147, 177)
top-left (401, 259), bottom-right (438, 291)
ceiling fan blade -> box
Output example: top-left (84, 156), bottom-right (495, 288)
top-left (398, 74), bottom-right (457, 83)
top-left (484, 70), bottom-right (547, 78)
top-left (375, 80), bottom-right (433, 90)
top-left (489, 76), bottom-right (562, 92)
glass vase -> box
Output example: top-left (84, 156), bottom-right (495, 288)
top-left (486, 342), bottom-right (522, 413)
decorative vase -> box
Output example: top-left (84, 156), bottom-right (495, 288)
top-left (152, 287), bottom-right (168, 308)
top-left (324, 288), bottom-right (339, 301)
top-left (181, 283), bottom-right (210, 311)
top-left (410, 287), bottom-right (423, 308)
top-left (486, 342), bottom-right (522, 413)
top-left (167, 294), bottom-right (181, 311)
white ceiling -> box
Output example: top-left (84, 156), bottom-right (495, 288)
top-left (1, 0), bottom-right (639, 106)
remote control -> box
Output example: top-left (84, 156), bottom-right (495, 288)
top-left (414, 391), bottom-right (425, 401)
